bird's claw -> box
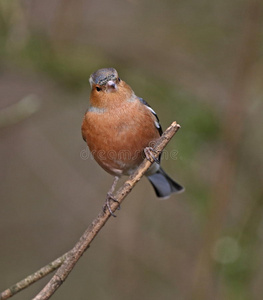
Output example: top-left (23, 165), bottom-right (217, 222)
top-left (103, 193), bottom-right (120, 217)
top-left (144, 147), bottom-right (160, 164)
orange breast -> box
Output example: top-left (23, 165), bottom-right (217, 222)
top-left (81, 99), bottom-right (160, 176)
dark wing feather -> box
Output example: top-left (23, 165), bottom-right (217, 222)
top-left (138, 97), bottom-right (163, 136)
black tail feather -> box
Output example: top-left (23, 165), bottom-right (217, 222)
top-left (147, 168), bottom-right (184, 198)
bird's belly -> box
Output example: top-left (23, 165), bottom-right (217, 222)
top-left (82, 105), bottom-right (159, 176)
top-left (87, 126), bottom-right (147, 175)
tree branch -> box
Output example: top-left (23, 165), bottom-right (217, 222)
top-left (0, 121), bottom-right (181, 300)
top-left (0, 253), bottom-right (69, 300)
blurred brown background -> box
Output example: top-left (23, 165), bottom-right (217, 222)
top-left (0, 0), bottom-right (263, 299)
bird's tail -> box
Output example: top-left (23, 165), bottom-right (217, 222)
top-left (147, 168), bottom-right (184, 199)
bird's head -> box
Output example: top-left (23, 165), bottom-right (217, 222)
top-left (89, 68), bottom-right (134, 108)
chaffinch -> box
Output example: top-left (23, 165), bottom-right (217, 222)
top-left (82, 68), bottom-right (183, 215)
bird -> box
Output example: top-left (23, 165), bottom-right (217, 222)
top-left (81, 68), bottom-right (184, 215)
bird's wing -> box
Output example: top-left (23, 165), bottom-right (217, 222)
top-left (138, 97), bottom-right (163, 136)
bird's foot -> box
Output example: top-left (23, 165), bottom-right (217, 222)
top-left (144, 147), bottom-right (160, 164)
top-left (103, 193), bottom-right (120, 217)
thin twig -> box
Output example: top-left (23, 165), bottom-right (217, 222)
top-left (0, 253), bottom-right (69, 300)
top-left (0, 121), bottom-right (181, 300)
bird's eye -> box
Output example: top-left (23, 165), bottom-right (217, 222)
top-left (118, 78), bottom-right (121, 82)
top-left (96, 86), bottom-right (101, 92)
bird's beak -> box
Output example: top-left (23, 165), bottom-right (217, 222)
top-left (106, 80), bottom-right (118, 92)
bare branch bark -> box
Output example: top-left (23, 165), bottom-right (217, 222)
top-left (0, 121), bottom-right (181, 300)
top-left (0, 253), bottom-right (69, 300)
